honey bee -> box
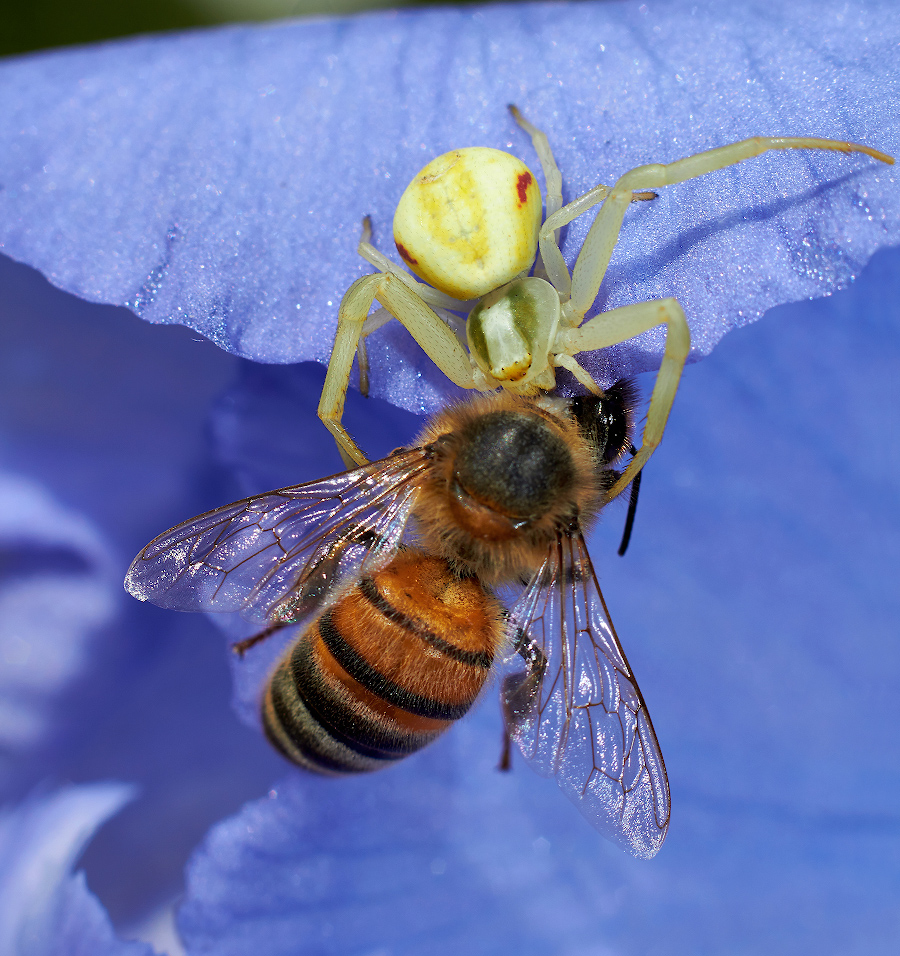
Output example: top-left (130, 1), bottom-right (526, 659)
top-left (125, 384), bottom-right (668, 858)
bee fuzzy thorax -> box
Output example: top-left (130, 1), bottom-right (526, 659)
top-left (412, 393), bottom-right (602, 583)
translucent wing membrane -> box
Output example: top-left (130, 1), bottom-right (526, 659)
top-left (124, 451), bottom-right (429, 624)
top-left (501, 533), bottom-right (669, 858)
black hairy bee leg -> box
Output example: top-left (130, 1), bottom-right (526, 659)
top-left (268, 523), bottom-right (390, 628)
top-left (616, 445), bottom-right (642, 557)
top-left (498, 626), bottom-right (549, 772)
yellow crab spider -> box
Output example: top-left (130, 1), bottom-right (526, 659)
top-left (318, 106), bottom-right (893, 498)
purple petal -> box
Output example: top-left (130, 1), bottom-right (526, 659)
top-left (0, 0), bottom-right (896, 417)
top-left (0, 254), bottom-right (284, 929)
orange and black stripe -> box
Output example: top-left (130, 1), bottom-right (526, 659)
top-left (262, 550), bottom-right (504, 774)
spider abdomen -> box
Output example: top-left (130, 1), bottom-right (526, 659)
top-left (392, 147), bottom-right (542, 300)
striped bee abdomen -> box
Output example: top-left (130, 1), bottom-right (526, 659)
top-left (263, 549), bottom-right (504, 774)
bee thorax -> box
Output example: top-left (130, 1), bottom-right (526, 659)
top-left (453, 410), bottom-right (575, 521)
top-left (412, 393), bottom-right (602, 583)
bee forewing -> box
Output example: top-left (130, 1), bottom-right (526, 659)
top-left (501, 534), bottom-right (670, 859)
top-left (124, 452), bottom-right (428, 624)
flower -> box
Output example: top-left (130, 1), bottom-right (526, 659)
top-left (0, 1), bottom-right (898, 953)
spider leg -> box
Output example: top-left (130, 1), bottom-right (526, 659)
top-left (358, 216), bottom-right (472, 312)
top-left (319, 270), bottom-right (476, 467)
top-left (356, 307), bottom-right (392, 397)
top-left (558, 298), bottom-right (690, 501)
top-left (551, 134), bottom-right (891, 494)
top-left (551, 352), bottom-right (603, 395)
top-left (565, 135), bottom-right (893, 323)
top-left (509, 103), bottom-right (564, 280)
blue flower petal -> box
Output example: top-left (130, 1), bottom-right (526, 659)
top-left (0, 783), bottom-right (154, 956)
top-left (178, 750), bottom-right (604, 956)
top-left (0, 471), bottom-right (117, 791)
top-left (0, 0), bottom-right (896, 417)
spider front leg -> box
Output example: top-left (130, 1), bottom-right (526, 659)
top-left (558, 298), bottom-right (691, 502)
top-left (564, 135), bottom-right (893, 323)
top-left (318, 271), bottom-right (477, 468)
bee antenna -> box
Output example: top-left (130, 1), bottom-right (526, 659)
top-left (617, 447), bottom-right (642, 557)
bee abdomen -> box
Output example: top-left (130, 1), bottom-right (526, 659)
top-left (262, 550), bottom-right (503, 775)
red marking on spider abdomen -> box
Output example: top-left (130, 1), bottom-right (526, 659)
top-left (515, 171), bottom-right (533, 205)
top-left (395, 241), bottom-right (418, 265)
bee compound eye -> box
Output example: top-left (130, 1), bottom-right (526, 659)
top-left (392, 148), bottom-right (542, 301)
top-left (569, 380), bottom-right (636, 466)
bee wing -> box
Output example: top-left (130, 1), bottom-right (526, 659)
top-left (124, 450), bottom-right (429, 624)
top-left (501, 532), bottom-right (670, 859)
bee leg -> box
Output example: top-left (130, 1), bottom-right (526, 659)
top-left (265, 523), bottom-right (386, 629)
top-left (498, 726), bottom-right (513, 772)
top-left (232, 622), bottom-right (289, 657)
top-left (498, 627), bottom-right (549, 772)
